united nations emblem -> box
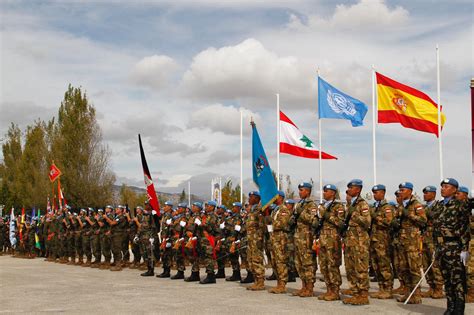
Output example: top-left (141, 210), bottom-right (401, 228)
top-left (254, 155), bottom-right (268, 177)
top-left (392, 94), bottom-right (407, 112)
top-left (327, 90), bottom-right (357, 116)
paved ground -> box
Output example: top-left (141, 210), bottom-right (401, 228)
top-left (1, 255), bottom-right (472, 314)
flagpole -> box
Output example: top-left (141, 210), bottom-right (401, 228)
top-left (436, 44), bottom-right (444, 181)
top-left (219, 177), bottom-right (222, 206)
top-left (277, 93), bottom-right (280, 190)
top-left (317, 69), bottom-right (323, 203)
top-left (188, 181), bottom-right (191, 207)
top-left (240, 108), bottom-right (243, 203)
top-left (372, 65), bottom-right (377, 185)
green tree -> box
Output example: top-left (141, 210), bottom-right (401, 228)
top-left (221, 179), bottom-right (244, 208)
top-left (179, 189), bottom-right (186, 203)
top-left (1, 123), bottom-right (23, 208)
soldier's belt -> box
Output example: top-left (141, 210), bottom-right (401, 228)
top-left (400, 227), bottom-right (419, 233)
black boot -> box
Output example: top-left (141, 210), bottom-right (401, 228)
top-left (266, 272), bottom-right (277, 281)
top-left (226, 270), bottom-right (241, 281)
top-left (287, 271), bottom-right (296, 283)
top-left (240, 270), bottom-right (254, 283)
top-left (199, 272), bottom-right (216, 284)
top-left (452, 300), bottom-right (464, 315)
top-left (443, 299), bottom-right (455, 315)
top-left (157, 267), bottom-right (171, 278)
top-left (171, 270), bottom-right (185, 280)
top-left (184, 271), bottom-right (200, 282)
top-left (140, 264), bottom-right (154, 277)
top-left (215, 268), bottom-right (226, 279)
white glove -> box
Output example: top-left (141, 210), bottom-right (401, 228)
top-left (152, 210), bottom-right (157, 215)
top-left (234, 224), bottom-right (241, 232)
top-left (194, 218), bottom-right (202, 226)
top-left (461, 251), bottom-right (469, 266)
top-left (133, 236), bottom-right (139, 244)
top-left (180, 221), bottom-right (186, 227)
top-left (219, 222), bottom-right (225, 229)
top-left (149, 238), bottom-right (154, 245)
top-left (166, 219), bottom-right (172, 225)
top-left (267, 224), bottom-right (273, 233)
top-left (166, 242), bottom-right (172, 248)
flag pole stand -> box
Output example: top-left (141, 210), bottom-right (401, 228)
top-left (276, 93), bottom-right (280, 190)
top-left (436, 45), bottom-right (444, 181)
top-left (317, 69), bottom-right (323, 203)
top-left (240, 108), bottom-right (243, 203)
top-left (372, 65), bottom-right (377, 186)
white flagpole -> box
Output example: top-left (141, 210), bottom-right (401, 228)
top-left (188, 181), bottom-right (191, 207)
top-left (219, 177), bottom-right (222, 206)
top-left (211, 179), bottom-right (214, 200)
top-left (372, 65), bottom-right (377, 186)
top-left (317, 69), bottom-right (323, 203)
top-left (277, 93), bottom-right (280, 190)
top-left (240, 108), bottom-right (243, 203)
top-left (436, 45), bottom-right (444, 181)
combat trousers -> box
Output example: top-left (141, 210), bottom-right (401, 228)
top-left (101, 233), bottom-right (112, 262)
top-left (439, 241), bottom-right (467, 304)
top-left (111, 232), bottom-right (125, 264)
top-left (247, 228), bottom-right (265, 278)
top-left (422, 232), bottom-right (444, 289)
top-left (343, 229), bottom-right (370, 293)
top-left (294, 228), bottom-right (315, 283)
top-left (319, 230), bottom-right (342, 287)
top-left (270, 231), bottom-right (288, 283)
top-left (370, 232), bottom-right (393, 289)
top-left (82, 232), bottom-right (92, 261)
top-left (398, 231), bottom-right (422, 289)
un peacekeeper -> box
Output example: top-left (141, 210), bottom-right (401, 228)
top-left (169, 203), bottom-right (188, 280)
top-left (264, 205), bottom-right (276, 282)
top-left (284, 199), bottom-right (297, 282)
top-left (57, 207), bottom-right (69, 263)
top-left (130, 206), bottom-right (143, 269)
top-left (105, 205), bottom-right (127, 271)
top-left (135, 206), bottom-right (155, 276)
top-left (215, 205), bottom-right (229, 279)
top-left (292, 182), bottom-right (318, 298)
top-left (391, 190), bottom-right (406, 294)
top-left (26, 216), bottom-right (36, 258)
top-left (225, 202), bottom-right (244, 282)
top-left (392, 182), bottom-right (427, 304)
top-left (46, 212), bottom-right (57, 261)
top-left (420, 186), bottom-right (444, 299)
top-left (0, 216), bottom-right (4, 256)
top-left (99, 206), bottom-right (113, 269)
top-left (42, 213), bottom-right (51, 259)
top-left (369, 185), bottom-right (395, 299)
top-left (157, 201), bottom-right (174, 278)
top-left (433, 179), bottom-right (470, 314)
top-left (316, 184), bottom-right (345, 301)
top-left (87, 208), bottom-right (101, 268)
top-left (123, 208), bottom-right (132, 267)
top-left (341, 179), bottom-right (371, 305)
top-left (455, 186), bottom-right (474, 303)
top-left (244, 192), bottom-right (266, 290)
top-left (267, 190), bottom-right (292, 294)
top-left (239, 204), bottom-right (250, 275)
top-left (76, 209), bottom-right (91, 266)
top-left (69, 212), bottom-right (81, 265)
top-left (197, 200), bottom-right (218, 284)
top-left (64, 208), bottom-right (75, 264)
top-left (182, 202), bottom-right (202, 282)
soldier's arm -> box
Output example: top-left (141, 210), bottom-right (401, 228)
top-left (459, 201), bottom-right (471, 251)
top-left (380, 204), bottom-right (394, 228)
top-left (104, 215), bottom-right (117, 226)
top-left (351, 203), bottom-right (371, 229)
top-left (273, 207), bottom-right (291, 230)
top-left (77, 218), bottom-right (84, 228)
top-left (327, 203), bottom-right (344, 228)
top-left (408, 202), bottom-right (427, 227)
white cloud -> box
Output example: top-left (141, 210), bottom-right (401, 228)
top-left (130, 55), bottom-right (178, 89)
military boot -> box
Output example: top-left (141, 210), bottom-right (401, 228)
top-left (318, 286), bottom-right (330, 300)
top-left (226, 270), bottom-right (241, 282)
top-left (83, 258), bottom-right (91, 267)
top-left (396, 288), bottom-right (411, 303)
top-left (377, 285), bottom-right (393, 299)
top-left (76, 257), bottom-right (84, 265)
top-left (453, 300), bottom-right (465, 314)
top-left (340, 288), bottom-right (356, 295)
top-left (171, 270), bottom-right (185, 280)
top-left (287, 271), bottom-right (296, 283)
top-left (421, 286), bottom-right (434, 298)
top-left (184, 271), bottom-right (200, 282)
top-left (110, 264), bottom-right (123, 271)
top-left (444, 299), bottom-right (455, 315)
top-left (138, 264), bottom-right (148, 271)
top-left (157, 267), bottom-right (171, 278)
top-left (406, 288), bottom-right (422, 304)
top-left (247, 277), bottom-right (265, 291)
top-left (466, 287), bottom-right (474, 303)
top-left (100, 261), bottom-right (111, 270)
top-left (140, 264), bottom-right (154, 277)
top-left (431, 285), bottom-right (444, 299)
top-left (215, 268), bottom-right (226, 279)
top-left (299, 281), bottom-right (314, 297)
top-left (268, 281), bottom-right (287, 294)
top-left (240, 271), bottom-right (254, 284)
top-left (370, 287), bottom-right (383, 299)
top-left (129, 261), bottom-right (139, 269)
top-left (266, 272), bottom-right (277, 281)
top-left (67, 256), bottom-right (75, 265)
top-left (293, 281), bottom-right (306, 296)
top-left (392, 282), bottom-right (406, 295)
top-left (323, 286), bottom-right (341, 301)
top-left (199, 272), bottom-right (216, 284)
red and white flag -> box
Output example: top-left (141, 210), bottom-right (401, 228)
top-left (49, 163), bottom-right (61, 182)
top-left (279, 111), bottom-right (337, 159)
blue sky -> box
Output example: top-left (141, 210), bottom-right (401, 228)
top-left (1, 0), bottom-right (472, 199)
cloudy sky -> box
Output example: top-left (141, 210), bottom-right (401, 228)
top-left (1, 0), bottom-right (472, 200)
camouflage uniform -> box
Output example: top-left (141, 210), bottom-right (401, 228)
top-left (170, 213), bottom-right (187, 275)
top-left (72, 215), bottom-right (83, 264)
top-left (80, 214), bottom-right (92, 265)
top-left (225, 212), bottom-right (244, 279)
top-left (90, 213), bottom-right (102, 266)
top-left (268, 203), bottom-right (291, 292)
top-left (184, 212), bottom-right (201, 277)
top-left (100, 213), bottom-right (113, 267)
top-left (199, 211), bottom-right (218, 276)
top-left (110, 213), bottom-right (127, 269)
top-left (370, 199), bottom-right (394, 297)
top-left (138, 212), bottom-right (154, 270)
top-left (216, 214), bottom-right (229, 278)
top-left (433, 197), bottom-right (470, 312)
top-left (159, 211), bottom-right (173, 275)
top-left (467, 210), bottom-right (474, 302)
top-left (245, 204), bottom-right (265, 284)
top-left (130, 215), bottom-right (140, 267)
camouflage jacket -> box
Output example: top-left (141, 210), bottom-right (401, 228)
top-left (397, 196), bottom-right (427, 231)
top-left (370, 199), bottom-right (394, 240)
top-left (271, 204), bottom-right (292, 233)
top-left (295, 198), bottom-right (318, 233)
top-left (245, 204), bottom-right (264, 232)
top-left (320, 200), bottom-right (345, 234)
top-left (433, 198), bottom-right (470, 251)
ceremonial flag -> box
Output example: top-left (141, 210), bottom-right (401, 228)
top-left (318, 77), bottom-right (368, 127)
top-left (21, 207), bottom-right (25, 224)
top-left (211, 177), bottom-right (222, 205)
top-left (138, 134), bottom-right (160, 215)
top-left (49, 163), bottom-right (61, 182)
top-left (32, 208), bottom-right (36, 221)
top-left (279, 111), bottom-right (337, 159)
top-left (47, 197), bottom-right (52, 214)
top-left (251, 121), bottom-right (278, 210)
top-left (376, 72), bottom-right (446, 136)
top-left (58, 180), bottom-right (67, 208)
top-left (9, 208), bottom-right (17, 248)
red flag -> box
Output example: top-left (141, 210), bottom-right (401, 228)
top-left (139, 134), bottom-right (160, 215)
top-left (58, 179), bottom-right (67, 208)
top-left (49, 163), bottom-right (61, 182)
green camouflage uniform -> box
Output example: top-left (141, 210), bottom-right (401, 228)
top-left (199, 212), bottom-right (218, 275)
top-left (138, 213), bottom-right (154, 267)
top-left (100, 214), bottom-right (112, 264)
top-left (225, 213), bottom-right (244, 272)
top-left (294, 198), bottom-right (318, 284)
top-left (246, 204), bottom-right (265, 280)
top-left (171, 214), bottom-right (187, 272)
top-left (160, 212), bottom-right (173, 270)
top-left (80, 215), bottom-right (92, 263)
top-left (422, 200), bottom-right (444, 291)
top-left (111, 213), bottom-right (127, 265)
top-left (270, 204), bottom-right (291, 284)
top-left (184, 212), bottom-right (200, 272)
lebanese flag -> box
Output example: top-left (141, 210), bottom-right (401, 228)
top-left (49, 163), bottom-right (61, 182)
top-left (280, 111), bottom-right (337, 159)
top-left (139, 134), bottom-right (160, 216)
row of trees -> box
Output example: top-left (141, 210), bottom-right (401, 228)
top-left (0, 85), bottom-right (115, 211)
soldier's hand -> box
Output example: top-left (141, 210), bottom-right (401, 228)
top-left (461, 251), bottom-right (469, 266)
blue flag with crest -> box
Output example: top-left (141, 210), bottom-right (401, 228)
top-left (318, 76), bottom-right (368, 127)
top-left (251, 122), bottom-right (278, 210)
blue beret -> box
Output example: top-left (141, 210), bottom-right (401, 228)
top-left (218, 205), bottom-right (227, 210)
top-left (323, 184), bottom-right (337, 192)
top-left (249, 191), bottom-right (261, 197)
top-left (423, 186), bottom-right (437, 193)
top-left (232, 202), bottom-right (242, 208)
top-left (347, 179), bottom-right (363, 187)
top-left (105, 205), bottom-right (114, 209)
top-left (394, 190), bottom-right (401, 196)
top-left (399, 182), bottom-right (414, 190)
top-left (136, 206), bottom-right (144, 211)
top-left (207, 200), bottom-right (217, 207)
top-left (298, 182), bottom-right (312, 189)
top-left (372, 184), bottom-right (386, 192)
top-left (192, 202), bottom-right (203, 209)
top-left (388, 201), bottom-right (398, 206)
top-left (277, 190), bottom-right (285, 198)
top-left (177, 203), bottom-right (187, 208)
top-left (441, 178), bottom-right (459, 188)
top-left (97, 209), bottom-right (104, 213)
top-left (285, 199), bottom-right (295, 205)
top-left (80, 208), bottom-right (87, 213)
top-left (458, 186), bottom-right (469, 194)
top-left (164, 201), bottom-right (174, 206)
top-left (269, 204), bottom-right (277, 210)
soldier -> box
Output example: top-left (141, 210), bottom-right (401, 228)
top-left (71, 212), bottom-right (83, 265)
top-left (225, 202), bottom-right (244, 282)
top-left (239, 203), bottom-right (250, 281)
top-left (77, 209), bottom-right (92, 266)
top-left (285, 199), bottom-right (297, 282)
top-left (393, 182), bottom-right (427, 304)
top-left (170, 203), bottom-right (188, 280)
top-left (198, 200), bottom-right (218, 284)
top-left (130, 206), bottom-right (143, 269)
top-left (292, 182), bottom-right (318, 298)
top-left (184, 202), bottom-right (203, 282)
top-left (105, 205), bottom-right (127, 271)
top-left (157, 201), bottom-right (174, 278)
top-left (267, 190), bottom-right (292, 294)
top-left (99, 206), bottom-right (113, 269)
top-left (341, 179), bottom-right (371, 305)
top-left (215, 205), bottom-right (228, 279)
top-left (420, 186), bottom-right (444, 299)
top-left (316, 184), bottom-right (345, 301)
top-left (26, 217), bottom-right (36, 258)
top-left (0, 216), bottom-right (4, 256)
top-left (135, 206), bottom-right (155, 276)
top-left (123, 208), bottom-right (132, 267)
top-left (391, 190), bottom-right (406, 294)
top-left (433, 178), bottom-right (470, 314)
top-left (369, 185), bottom-right (395, 299)
top-left (88, 208), bottom-right (101, 268)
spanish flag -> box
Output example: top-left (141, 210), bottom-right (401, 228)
top-left (376, 72), bottom-right (446, 136)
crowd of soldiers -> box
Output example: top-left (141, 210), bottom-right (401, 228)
top-left (0, 178), bottom-right (472, 314)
